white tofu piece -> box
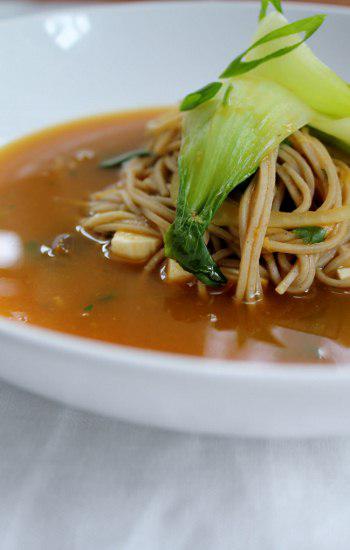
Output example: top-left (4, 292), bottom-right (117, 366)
top-left (337, 267), bottom-right (350, 280)
top-left (166, 259), bottom-right (193, 284)
top-left (111, 231), bottom-right (160, 263)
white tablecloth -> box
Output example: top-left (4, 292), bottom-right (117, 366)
top-left (1, 3), bottom-right (350, 549)
top-left (2, 381), bottom-right (350, 550)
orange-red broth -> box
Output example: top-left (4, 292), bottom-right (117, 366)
top-left (0, 109), bottom-right (350, 364)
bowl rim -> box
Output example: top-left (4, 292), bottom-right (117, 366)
top-left (2, 312), bottom-right (350, 381)
top-left (0, 0), bottom-right (350, 381)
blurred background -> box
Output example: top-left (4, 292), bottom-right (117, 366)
top-left (0, 0), bottom-right (346, 29)
top-left (0, 0), bottom-right (348, 16)
top-left (30, 0), bottom-right (350, 3)
top-left (28, 0), bottom-right (350, 5)
top-left (0, 0), bottom-right (347, 21)
top-left (0, 0), bottom-right (347, 23)
top-left (26, 0), bottom-right (350, 4)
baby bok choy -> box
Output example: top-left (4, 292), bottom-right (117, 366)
top-left (243, 11), bottom-right (350, 118)
top-left (164, 78), bottom-right (311, 285)
top-left (309, 114), bottom-right (350, 154)
top-left (221, 6), bottom-right (350, 151)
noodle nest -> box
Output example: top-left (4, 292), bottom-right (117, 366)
top-left (80, 109), bottom-right (350, 303)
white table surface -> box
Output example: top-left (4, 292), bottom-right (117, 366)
top-left (1, 2), bottom-right (350, 549)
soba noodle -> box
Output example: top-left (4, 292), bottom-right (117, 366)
top-left (80, 109), bottom-right (350, 303)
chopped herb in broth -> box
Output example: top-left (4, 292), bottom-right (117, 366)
top-left (96, 293), bottom-right (116, 302)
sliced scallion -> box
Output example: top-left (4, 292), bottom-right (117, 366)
top-left (259, 0), bottom-right (282, 21)
top-left (293, 226), bottom-right (327, 244)
top-left (180, 82), bottom-right (223, 112)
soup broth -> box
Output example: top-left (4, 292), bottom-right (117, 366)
top-left (0, 110), bottom-right (350, 363)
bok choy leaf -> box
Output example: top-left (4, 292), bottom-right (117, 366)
top-left (164, 78), bottom-right (311, 285)
top-left (309, 113), bottom-right (350, 154)
top-left (220, 14), bottom-right (325, 80)
top-left (245, 12), bottom-right (350, 118)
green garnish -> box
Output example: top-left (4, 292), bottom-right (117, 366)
top-left (220, 15), bottom-right (325, 79)
top-left (180, 11), bottom-right (327, 113)
top-left (293, 226), bottom-right (327, 244)
top-left (82, 294), bottom-right (115, 314)
top-left (180, 82), bottom-right (223, 112)
top-left (165, 78), bottom-right (311, 285)
top-left (100, 149), bottom-right (152, 169)
top-left (259, 0), bottom-right (282, 21)
top-left (97, 293), bottom-right (116, 302)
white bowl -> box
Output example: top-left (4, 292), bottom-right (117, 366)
top-left (0, 1), bottom-right (350, 437)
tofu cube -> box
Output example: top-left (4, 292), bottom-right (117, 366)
top-left (111, 231), bottom-right (160, 263)
top-left (166, 259), bottom-right (193, 284)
